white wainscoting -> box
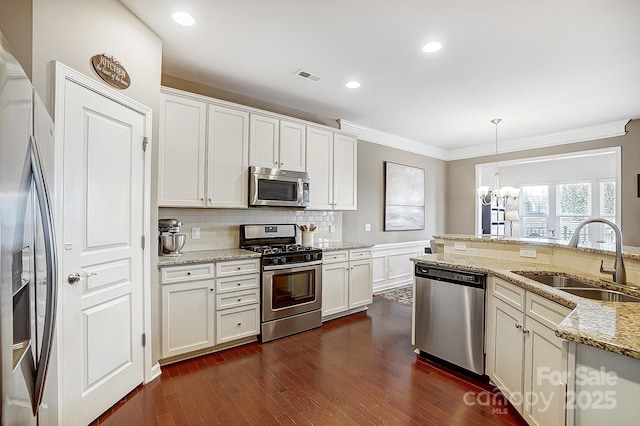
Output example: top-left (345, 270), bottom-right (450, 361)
top-left (372, 241), bottom-right (430, 293)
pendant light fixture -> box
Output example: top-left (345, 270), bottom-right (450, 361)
top-left (477, 119), bottom-right (520, 207)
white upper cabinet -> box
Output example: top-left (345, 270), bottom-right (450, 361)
top-left (206, 105), bottom-right (249, 208)
top-left (249, 114), bottom-right (279, 169)
top-left (249, 114), bottom-right (306, 172)
top-left (158, 93), bottom-right (207, 207)
top-left (279, 120), bottom-right (306, 171)
top-left (306, 132), bottom-right (357, 210)
top-left (305, 127), bottom-right (333, 209)
top-left (333, 134), bottom-right (357, 210)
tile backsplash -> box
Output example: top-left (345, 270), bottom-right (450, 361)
top-left (158, 208), bottom-right (343, 251)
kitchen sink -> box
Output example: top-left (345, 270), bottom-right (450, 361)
top-left (515, 272), bottom-right (597, 289)
top-left (560, 288), bottom-right (640, 303)
top-left (514, 272), bottom-right (640, 302)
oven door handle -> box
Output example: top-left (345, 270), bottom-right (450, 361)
top-left (263, 260), bottom-right (322, 271)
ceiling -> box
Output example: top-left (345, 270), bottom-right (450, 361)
top-left (120, 0), bottom-right (640, 154)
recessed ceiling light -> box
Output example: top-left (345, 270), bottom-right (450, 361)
top-left (345, 81), bottom-right (361, 89)
top-left (172, 11), bottom-right (195, 26)
top-left (422, 41), bottom-right (442, 53)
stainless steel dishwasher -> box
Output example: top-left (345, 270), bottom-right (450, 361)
top-left (414, 264), bottom-right (486, 376)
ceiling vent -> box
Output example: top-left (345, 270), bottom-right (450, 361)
top-left (294, 69), bottom-right (323, 83)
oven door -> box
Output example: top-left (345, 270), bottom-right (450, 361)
top-left (262, 261), bottom-right (322, 321)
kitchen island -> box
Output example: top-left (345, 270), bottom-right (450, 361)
top-left (412, 235), bottom-right (640, 425)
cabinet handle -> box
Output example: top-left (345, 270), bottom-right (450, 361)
top-left (208, 198), bottom-right (212, 202)
top-left (210, 288), bottom-right (214, 292)
top-left (280, 162), bottom-right (284, 166)
top-left (237, 283), bottom-right (242, 286)
top-left (514, 323), bottom-right (522, 329)
top-left (237, 267), bottom-right (241, 270)
top-left (237, 298), bottom-right (242, 302)
top-left (237, 322), bottom-right (242, 326)
top-left (523, 329), bottom-right (530, 334)
top-left (187, 272), bottom-right (191, 275)
top-left (200, 198), bottom-right (203, 201)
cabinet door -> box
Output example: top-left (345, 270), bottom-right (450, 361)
top-left (322, 262), bottom-right (349, 317)
top-left (349, 258), bottom-right (372, 309)
top-left (489, 296), bottom-right (525, 414)
top-left (333, 134), bottom-right (357, 210)
top-left (158, 93), bottom-right (206, 206)
top-left (279, 120), bottom-right (306, 171)
top-left (249, 114), bottom-right (279, 169)
top-left (523, 318), bottom-right (567, 426)
top-left (305, 127), bottom-right (333, 209)
top-left (161, 280), bottom-right (214, 359)
top-left (207, 105), bottom-right (249, 208)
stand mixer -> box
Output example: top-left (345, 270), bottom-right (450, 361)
top-left (158, 218), bottom-right (186, 256)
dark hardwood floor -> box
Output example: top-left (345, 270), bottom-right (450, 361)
top-left (92, 297), bottom-right (526, 425)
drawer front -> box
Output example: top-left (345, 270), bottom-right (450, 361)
top-left (216, 259), bottom-right (260, 277)
top-left (526, 292), bottom-right (572, 329)
top-left (161, 263), bottom-right (215, 284)
top-left (216, 305), bottom-right (260, 344)
top-left (323, 250), bottom-right (349, 264)
top-left (491, 277), bottom-right (525, 311)
top-left (349, 248), bottom-right (372, 260)
top-left (216, 288), bottom-right (260, 310)
top-left (216, 273), bottom-right (260, 293)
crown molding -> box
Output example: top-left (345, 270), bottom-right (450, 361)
top-left (340, 119), bottom-right (630, 162)
top-left (338, 120), bottom-right (448, 160)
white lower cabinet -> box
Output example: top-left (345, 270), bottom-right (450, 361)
top-left (161, 279), bottom-right (215, 359)
top-left (160, 258), bottom-right (260, 362)
top-left (486, 276), bottom-right (571, 426)
top-left (322, 249), bottom-right (373, 319)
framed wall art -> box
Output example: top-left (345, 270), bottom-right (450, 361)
top-left (384, 162), bottom-right (425, 231)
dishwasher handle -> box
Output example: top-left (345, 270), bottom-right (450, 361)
top-left (415, 264), bottom-right (486, 289)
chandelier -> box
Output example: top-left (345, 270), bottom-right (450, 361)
top-left (477, 119), bottom-right (520, 207)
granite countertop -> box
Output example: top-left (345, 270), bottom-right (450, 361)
top-left (157, 249), bottom-right (261, 267)
top-left (411, 253), bottom-right (640, 360)
top-left (311, 241), bottom-right (373, 251)
top-left (158, 242), bottom-right (374, 267)
top-left (433, 234), bottom-right (640, 261)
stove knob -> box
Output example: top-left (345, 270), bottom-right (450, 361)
top-left (272, 257), bottom-right (280, 265)
top-left (280, 256), bottom-right (287, 264)
top-left (304, 254), bottom-right (312, 261)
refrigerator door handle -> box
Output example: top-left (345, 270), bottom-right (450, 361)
top-left (29, 135), bottom-right (58, 415)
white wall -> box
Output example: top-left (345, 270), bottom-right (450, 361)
top-left (31, 0), bottom-right (164, 366)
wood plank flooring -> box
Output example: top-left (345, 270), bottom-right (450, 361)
top-left (92, 298), bottom-right (527, 425)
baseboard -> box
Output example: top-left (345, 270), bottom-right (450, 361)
top-left (148, 363), bottom-right (162, 382)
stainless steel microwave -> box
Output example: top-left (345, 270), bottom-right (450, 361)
top-left (249, 166), bottom-right (310, 207)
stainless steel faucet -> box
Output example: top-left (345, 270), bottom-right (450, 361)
top-left (568, 218), bottom-right (627, 285)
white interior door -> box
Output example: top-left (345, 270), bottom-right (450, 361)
top-left (59, 78), bottom-right (146, 425)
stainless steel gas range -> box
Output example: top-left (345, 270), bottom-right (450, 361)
top-left (240, 224), bottom-right (322, 342)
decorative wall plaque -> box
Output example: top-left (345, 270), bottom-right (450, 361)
top-left (90, 53), bottom-right (131, 89)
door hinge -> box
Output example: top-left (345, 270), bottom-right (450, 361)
top-left (142, 333), bottom-right (146, 347)
top-left (142, 235), bottom-right (145, 249)
top-left (142, 136), bottom-right (149, 152)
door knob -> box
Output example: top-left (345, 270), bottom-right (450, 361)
top-left (67, 271), bottom-right (97, 284)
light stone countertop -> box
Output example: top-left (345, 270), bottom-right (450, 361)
top-left (157, 242), bottom-right (373, 267)
top-left (311, 241), bottom-right (373, 251)
top-left (157, 249), bottom-right (261, 267)
top-left (411, 253), bottom-right (640, 360)
top-left (433, 234), bottom-right (640, 261)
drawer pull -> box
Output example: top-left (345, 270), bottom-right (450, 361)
top-left (210, 288), bottom-right (214, 292)
top-left (237, 267), bottom-right (241, 270)
top-left (237, 322), bottom-right (242, 326)
top-left (187, 272), bottom-right (191, 275)
top-left (237, 283), bottom-right (242, 286)
top-left (237, 298), bottom-right (242, 302)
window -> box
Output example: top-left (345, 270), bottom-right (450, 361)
top-left (557, 183), bottom-right (591, 243)
top-left (599, 180), bottom-right (616, 245)
top-left (520, 185), bottom-right (549, 237)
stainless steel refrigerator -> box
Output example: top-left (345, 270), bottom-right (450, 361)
top-left (0, 31), bottom-right (59, 425)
